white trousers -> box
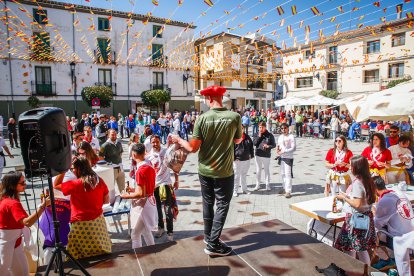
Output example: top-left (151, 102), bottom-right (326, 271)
top-left (0, 229), bottom-right (29, 276)
top-left (131, 216), bottom-right (155, 249)
top-left (255, 156), bottom-right (270, 186)
top-left (281, 159), bottom-right (293, 193)
top-left (233, 160), bottom-right (250, 193)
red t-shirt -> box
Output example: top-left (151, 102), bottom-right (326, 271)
top-left (387, 136), bottom-right (399, 147)
top-left (61, 177), bottom-right (108, 222)
top-left (136, 164), bottom-right (156, 196)
top-left (325, 149), bottom-right (353, 172)
top-left (0, 197), bottom-right (28, 229)
top-left (361, 146), bottom-right (392, 169)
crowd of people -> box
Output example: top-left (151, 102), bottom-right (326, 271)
top-left (0, 85), bottom-right (413, 273)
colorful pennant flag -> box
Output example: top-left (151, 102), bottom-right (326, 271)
top-left (337, 6), bottom-right (344, 13)
top-left (373, 2), bottom-right (380, 7)
top-left (396, 4), bottom-right (403, 13)
top-left (152, 0), bottom-right (158, 6)
top-left (407, 12), bottom-right (413, 18)
top-left (277, 6), bottom-right (284, 15)
top-left (311, 6), bottom-right (321, 16)
top-left (330, 16), bottom-right (336, 22)
top-left (299, 20), bottom-right (304, 28)
top-left (178, 0), bottom-right (183, 6)
top-left (279, 19), bottom-right (285, 26)
top-left (291, 5), bottom-right (297, 15)
top-left (204, 0), bottom-right (214, 7)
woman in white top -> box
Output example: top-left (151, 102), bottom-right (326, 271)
top-left (334, 155), bottom-right (377, 264)
top-left (330, 113), bottom-right (340, 140)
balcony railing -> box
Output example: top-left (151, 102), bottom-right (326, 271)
top-left (94, 50), bottom-right (116, 64)
top-left (150, 84), bottom-right (169, 91)
top-left (326, 82), bottom-right (337, 91)
top-left (95, 82), bottom-right (117, 95)
top-left (31, 81), bottom-right (56, 96)
top-left (247, 81), bottom-right (264, 90)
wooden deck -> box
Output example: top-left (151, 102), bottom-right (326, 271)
top-left (38, 219), bottom-right (376, 275)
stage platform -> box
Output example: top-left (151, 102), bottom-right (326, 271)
top-left (38, 219), bottom-right (376, 275)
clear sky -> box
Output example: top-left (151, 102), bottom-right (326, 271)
top-left (54, 0), bottom-right (413, 47)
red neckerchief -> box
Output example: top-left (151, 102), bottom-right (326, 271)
top-left (242, 132), bottom-right (246, 140)
top-left (378, 189), bottom-right (393, 200)
top-left (84, 135), bottom-right (92, 143)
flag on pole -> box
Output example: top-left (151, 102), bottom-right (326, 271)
top-left (204, 0), bottom-right (214, 7)
top-left (277, 6), bottom-right (284, 15)
top-left (311, 6), bottom-right (321, 16)
top-left (291, 5), bottom-right (297, 15)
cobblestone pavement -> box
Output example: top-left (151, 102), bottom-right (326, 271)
top-left (2, 134), bottom-right (367, 250)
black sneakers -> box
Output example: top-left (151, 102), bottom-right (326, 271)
top-left (204, 241), bottom-right (232, 256)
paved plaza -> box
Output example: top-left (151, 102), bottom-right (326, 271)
top-left (3, 134), bottom-right (367, 250)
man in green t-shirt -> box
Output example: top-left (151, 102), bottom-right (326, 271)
top-left (173, 85), bottom-right (242, 257)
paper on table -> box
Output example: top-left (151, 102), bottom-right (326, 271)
top-left (326, 212), bottom-right (345, 219)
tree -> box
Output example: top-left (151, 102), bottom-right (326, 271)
top-left (319, 90), bottom-right (339, 99)
top-left (81, 85), bottom-right (113, 108)
top-left (141, 89), bottom-right (171, 111)
top-left (27, 95), bottom-right (41, 108)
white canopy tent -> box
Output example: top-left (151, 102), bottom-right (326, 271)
top-left (274, 97), bottom-right (306, 107)
top-left (342, 81), bottom-right (414, 122)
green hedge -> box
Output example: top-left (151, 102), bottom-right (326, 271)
top-left (320, 90), bottom-right (339, 99)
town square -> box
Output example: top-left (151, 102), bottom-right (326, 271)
top-left (0, 0), bottom-right (413, 275)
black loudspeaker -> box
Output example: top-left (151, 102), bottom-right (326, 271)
top-left (18, 108), bottom-right (71, 177)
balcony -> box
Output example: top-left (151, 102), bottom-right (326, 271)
top-left (94, 50), bottom-right (116, 64)
top-left (31, 81), bottom-right (56, 96)
top-left (247, 81), bottom-right (264, 90)
top-left (150, 55), bottom-right (168, 67)
top-left (150, 84), bottom-right (169, 91)
top-left (95, 82), bottom-right (117, 95)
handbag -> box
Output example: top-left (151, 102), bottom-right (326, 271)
top-left (349, 211), bottom-right (370, 238)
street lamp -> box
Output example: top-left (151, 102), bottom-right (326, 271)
top-left (312, 64), bottom-right (320, 80)
top-left (70, 61), bottom-right (77, 118)
top-left (183, 68), bottom-right (191, 95)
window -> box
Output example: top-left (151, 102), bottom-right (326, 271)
top-left (98, 18), bottom-right (110, 31)
top-left (34, 66), bottom-right (52, 95)
top-left (392, 33), bottom-right (405, 47)
top-left (32, 32), bottom-right (51, 56)
top-left (152, 44), bottom-right (163, 61)
top-left (153, 72), bottom-right (164, 89)
top-left (33, 8), bottom-right (48, 25)
top-left (153, 25), bottom-right (162, 38)
top-left (363, 69), bottom-right (379, 83)
top-left (97, 38), bottom-right (110, 63)
top-left (388, 63), bottom-right (404, 78)
top-left (366, 40), bottom-right (380, 54)
top-left (98, 69), bottom-right (112, 85)
top-left (328, 46), bottom-right (338, 64)
top-left (304, 50), bottom-right (315, 59)
top-left (296, 77), bottom-right (313, 88)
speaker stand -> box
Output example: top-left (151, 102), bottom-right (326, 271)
top-left (43, 171), bottom-right (90, 276)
